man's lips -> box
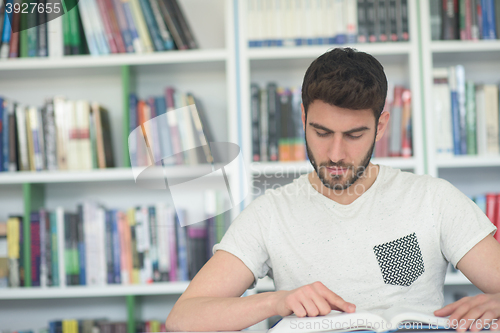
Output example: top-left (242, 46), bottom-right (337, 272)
top-left (326, 167), bottom-right (348, 175)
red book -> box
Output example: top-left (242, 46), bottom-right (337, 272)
top-left (103, 0), bottom-right (126, 53)
top-left (30, 212), bottom-right (41, 287)
top-left (95, 0), bottom-right (119, 53)
top-left (7, 9), bottom-right (20, 58)
top-left (495, 194), bottom-right (500, 243)
top-left (485, 193), bottom-right (497, 225)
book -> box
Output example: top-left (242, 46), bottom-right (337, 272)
top-left (442, 0), bottom-right (459, 40)
top-left (268, 308), bottom-right (450, 333)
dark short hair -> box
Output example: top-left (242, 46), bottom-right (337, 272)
top-left (301, 47), bottom-right (388, 123)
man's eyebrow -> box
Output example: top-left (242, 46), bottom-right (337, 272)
top-left (309, 122), bottom-right (370, 134)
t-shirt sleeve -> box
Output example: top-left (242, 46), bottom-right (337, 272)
top-left (434, 179), bottom-right (497, 269)
top-left (212, 195), bottom-right (271, 289)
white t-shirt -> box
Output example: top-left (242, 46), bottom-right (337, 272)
top-left (212, 164), bottom-right (497, 315)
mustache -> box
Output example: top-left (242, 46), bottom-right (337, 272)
top-left (318, 163), bottom-right (351, 169)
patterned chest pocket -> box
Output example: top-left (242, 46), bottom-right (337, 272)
top-left (373, 232), bottom-right (425, 287)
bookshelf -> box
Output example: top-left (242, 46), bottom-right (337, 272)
top-left (1, 0), bottom-right (497, 332)
top-left (0, 0), bottom-right (240, 331)
top-left (419, 0), bottom-right (500, 195)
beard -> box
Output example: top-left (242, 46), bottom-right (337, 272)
top-left (306, 131), bottom-right (377, 191)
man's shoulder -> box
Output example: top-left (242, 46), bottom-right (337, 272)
top-left (380, 164), bottom-right (450, 191)
top-left (248, 173), bottom-right (309, 209)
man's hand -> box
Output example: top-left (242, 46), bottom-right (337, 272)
top-left (434, 293), bottom-right (500, 332)
top-left (273, 281), bottom-right (356, 318)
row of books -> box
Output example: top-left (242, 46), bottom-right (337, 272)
top-left (374, 84), bottom-right (413, 158)
top-left (129, 88), bottom-right (215, 168)
top-left (4, 319), bottom-right (167, 333)
top-left (250, 83), bottom-right (305, 162)
top-left (477, 192), bottom-right (500, 243)
top-left (250, 83), bottom-right (412, 162)
top-left (430, 0), bottom-right (500, 41)
top-left (247, 0), bottom-right (410, 47)
top-left (0, 0), bottom-right (197, 58)
top-left (0, 97), bottom-right (114, 172)
top-left (0, 191), bottom-right (230, 288)
top-left (432, 66), bottom-right (500, 157)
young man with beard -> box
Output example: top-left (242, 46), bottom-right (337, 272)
top-left (165, 48), bottom-right (500, 332)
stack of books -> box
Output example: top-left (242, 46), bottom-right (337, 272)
top-left (430, 0), bottom-right (500, 41)
top-left (374, 84), bottom-right (413, 158)
top-left (0, 190), bottom-right (231, 288)
top-left (250, 83), bottom-right (413, 162)
top-left (0, 97), bottom-right (114, 172)
top-left (129, 88), bottom-right (215, 168)
top-left (247, 0), bottom-right (410, 47)
top-left (0, 0), bottom-right (197, 58)
top-left (432, 66), bottom-right (499, 157)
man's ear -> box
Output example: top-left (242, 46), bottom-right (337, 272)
top-left (375, 111), bottom-right (390, 142)
top-left (301, 103), bottom-right (306, 132)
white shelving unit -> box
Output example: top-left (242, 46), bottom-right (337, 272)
top-left (419, 0), bottom-right (500, 196)
top-left (0, 0), bottom-right (241, 330)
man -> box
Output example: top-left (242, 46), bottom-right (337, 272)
top-left (165, 48), bottom-right (500, 332)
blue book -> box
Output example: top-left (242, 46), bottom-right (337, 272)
top-left (2, 98), bottom-right (9, 172)
top-left (0, 97), bottom-right (3, 172)
top-left (111, 0), bottom-right (134, 53)
top-left (129, 93), bottom-right (138, 166)
top-left (111, 210), bottom-right (122, 284)
top-left (154, 96), bottom-right (174, 164)
top-left (77, 206), bottom-right (86, 285)
top-left (122, 1), bottom-right (141, 52)
top-left (138, 0), bottom-right (165, 51)
top-left (475, 195), bottom-right (487, 213)
top-left (450, 90), bottom-right (461, 155)
top-left (105, 210), bottom-right (114, 284)
top-left (336, 33), bottom-right (347, 44)
top-left (175, 210), bottom-right (188, 281)
top-left (448, 67), bottom-right (462, 155)
top-left (0, 0), bottom-right (12, 59)
top-left (482, 0), bottom-right (497, 39)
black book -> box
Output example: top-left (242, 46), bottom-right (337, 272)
top-left (376, 0), bottom-right (388, 41)
top-left (400, 0), bottom-right (409, 40)
top-left (158, 0), bottom-right (188, 49)
top-left (357, 0), bottom-right (369, 42)
top-left (366, 0), bottom-right (377, 42)
top-left (168, 0), bottom-right (197, 49)
top-left (387, 0), bottom-right (398, 41)
top-left (267, 83), bottom-right (280, 162)
top-left (250, 83), bottom-right (261, 162)
top-left (7, 102), bottom-right (19, 171)
top-left (37, 0), bottom-right (47, 56)
top-left (442, 0), bottom-right (459, 40)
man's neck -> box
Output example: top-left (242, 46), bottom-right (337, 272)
top-left (307, 162), bottom-right (380, 205)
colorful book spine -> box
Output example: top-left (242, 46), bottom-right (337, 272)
top-left (112, 210), bottom-right (122, 284)
top-left (30, 212), bottom-right (41, 287)
top-left (175, 210), bottom-right (188, 281)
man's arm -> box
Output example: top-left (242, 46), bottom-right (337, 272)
top-left (165, 250), bottom-right (356, 332)
top-left (434, 234), bottom-right (500, 332)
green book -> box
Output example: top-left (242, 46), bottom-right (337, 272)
top-left (62, 10), bottom-right (71, 55)
top-left (459, 0), bottom-right (467, 39)
top-left (68, 6), bottom-right (81, 54)
top-left (465, 81), bottom-right (477, 155)
top-left (19, 0), bottom-right (29, 57)
top-left (26, 2), bottom-right (37, 57)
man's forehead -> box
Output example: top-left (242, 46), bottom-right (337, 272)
top-left (306, 107), bottom-right (376, 131)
